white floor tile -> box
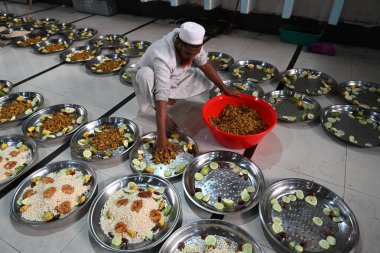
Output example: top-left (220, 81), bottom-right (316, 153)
top-left (0, 2), bottom-right (56, 16)
top-left (31, 5), bottom-right (91, 23)
top-left (0, 238), bottom-right (19, 253)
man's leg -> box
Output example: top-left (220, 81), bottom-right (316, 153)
top-left (133, 67), bottom-right (155, 114)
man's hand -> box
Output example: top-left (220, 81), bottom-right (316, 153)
top-left (154, 135), bottom-right (171, 154)
top-left (222, 87), bottom-right (240, 97)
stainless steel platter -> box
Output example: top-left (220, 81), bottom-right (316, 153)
top-left (119, 63), bottom-right (138, 85)
top-left (259, 178), bottom-right (359, 253)
top-left (209, 79), bottom-right (264, 98)
top-left (12, 29), bottom-right (49, 47)
top-left (337, 80), bottom-right (380, 112)
top-left (30, 18), bottom-right (59, 28)
top-left (0, 135), bottom-right (38, 188)
top-left (63, 27), bottom-right (97, 41)
top-left (264, 90), bottom-right (321, 122)
top-left (22, 104), bottom-right (88, 142)
top-left (0, 13), bottom-right (15, 23)
top-left (0, 92), bottom-right (44, 126)
top-left (89, 174), bottom-right (182, 252)
top-left (0, 23), bottom-right (8, 33)
top-left (0, 80), bottom-right (13, 97)
top-left (183, 151), bottom-right (265, 215)
top-left (160, 219), bottom-right (264, 253)
top-left (281, 68), bottom-right (338, 95)
top-left (0, 26), bottom-right (34, 40)
top-left (70, 117), bottom-right (140, 161)
top-left (115, 40), bottom-right (151, 58)
top-left (59, 45), bottom-right (101, 63)
top-left (85, 54), bottom-right (129, 74)
top-left (5, 16), bottom-right (35, 27)
top-left (321, 105), bottom-right (380, 147)
top-left (33, 36), bottom-right (73, 54)
top-left (89, 34), bottom-right (129, 49)
top-left (207, 51), bottom-right (234, 71)
top-left (44, 23), bottom-right (75, 35)
top-left (11, 160), bottom-right (97, 225)
top-left (230, 60), bottom-right (279, 84)
top-left (129, 131), bottom-right (199, 179)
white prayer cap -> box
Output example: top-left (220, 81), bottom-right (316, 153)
top-left (179, 22), bottom-right (205, 46)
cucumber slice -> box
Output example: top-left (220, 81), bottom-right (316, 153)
top-left (312, 216), bottom-right (323, 226)
top-left (194, 172), bottom-right (203, 181)
top-left (163, 205), bottom-right (172, 216)
top-left (305, 196), bottom-right (318, 206)
top-left (288, 194), bottom-right (297, 202)
top-left (241, 189), bottom-right (250, 202)
top-left (127, 182), bottom-right (137, 189)
top-left (319, 239), bottom-right (330, 250)
top-left (156, 186), bottom-right (165, 194)
top-left (323, 207), bottom-right (331, 215)
top-left (195, 192), bottom-right (204, 200)
top-left (272, 203), bottom-right (282, 212)
top-left (200, 166), bottom-right (210, 176)
top-left (164, 170), bottom-right (172, 177)
top-left (132, 158), bottom-right (140, 165)
top-left (232, 166), bottom-right (242, 173)
top-left (204, 235), bottom-right (217, 246)
top-left (247, 186), bottom-right (256, 193)
top-left (146, 230), bottom-right (154, 241)
top-left (289, 241), bottom-right (296, 249)
top-left (332, 207), bottom-right (340, 217)
top-left (326, 235), bottom-right (336, 246)
top-left (83, 149), bottom-right (92, 158)
top-left (77, 139), bottom-right (87, 146)
top-left (142, 143), bottom-right (150, 149)
top-left (333, 216), bottom-right (343, 223)
top-left (242, 243), bottom-right (253, 253)
top-left (295, 244), bottom-right (304, 252)
top-left (295, 190), bottom-right (304, 199)
top-left (272, 217), bottom-right (282, 225)
top-left (209, 162), bottom-right (219, 170)
top-left (202, 194), bottom-right (211, 203)
top-left (271, 198), bottom-right (279, 205)
top-left (222, 198), bottom-right (234, 207)
top-left (271, 223), bottom-right (283, 234)
top-left (214, 202), bottom-right (224, 210)
top-left (111, 234), bottom-right (122, 246)
top-left (282, 195), bottom-right (290, 203)
top-left (169, 162), bottom-right (176, 169)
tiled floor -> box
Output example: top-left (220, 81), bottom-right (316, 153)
top-left (1, 2), bottom-right (379, 253)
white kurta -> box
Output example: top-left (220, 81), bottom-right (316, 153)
top-left (133, 28), bottom-right (212, 113)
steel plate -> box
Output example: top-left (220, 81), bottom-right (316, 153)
top-left (183, 151), bottom-right (265, 215)
top-left (160, 219), bottom-right (265, 253)
top-left (22, 104), bottom-right (88, 142)
top-left (70, 117), bottom-right (140, 161)
top-left (119, 63), bottom-right (138, 85)
top-left (85, 54), bottom-right (129, 74)
top-left (0, 80), bottom-right (13, 97)
top-left (320, 105), bottom-right (380, 147)
top-left (115, 40), bottom-right (151, 58)
top-left (207, 51), bottom-right (234, 71)
top-left (264, 90), bottom-right (321, 122)
top-left (33, 37), bottom-right (73, 54)
top-left (209, 79), bottom-right (264, 98)
top-left (129, 131), bottom-right (199, 179)
top-left (89, 34), bottom-right (129, 49)
top-left (0, 134), bottom-right (38, 187)
top-left (281, 68), bottom-right (338, 96)
top-left (11, 160), bottom-right (97, 225)
top-left (337, 80), bottom-right (380, 112)
top-left (59, 45), bottom-right (101, 63)
top-left (5, 16), bottom-right (35, 27)
top-left (259, 178), bottom-right (359, 253)
top-left (88, 174), bottom-right (182, 252)
top-left (62, 27), bottom-right (97, 41)
top-left (230, 60), bottom-right (280, 84)
top-left (0, 13), bottom-right (15, 23)
top-left (0, 92), bottom-right (44, 126)
top-left (44, 23), bottom-right (75, 35)
top-left (12, 30), bottom-right (49, 47)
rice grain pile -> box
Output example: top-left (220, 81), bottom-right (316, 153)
top-left (210, 104), bottom-right (268, 135)
top-left (0, 142), bottom-right (32, 181)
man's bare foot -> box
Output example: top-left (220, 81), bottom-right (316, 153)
top-left (168, 98), bottom-right (176, 105)
top-left (166, 116), bottom-right (178, 131)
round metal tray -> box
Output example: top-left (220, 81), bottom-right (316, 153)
top-left (70, 117), bottom-right (140, 161)
top-left (33, 37), bottom-right (73, 54)
top-left (11, 160), bottom-right (97, 225)
top-left (0, 92), bottom-right (44, 126)
top-left (160, 219), bottom-right (264, 253)
top-left (207, 51), bottom-right (234, 72)
top-left (0, 134), bottom-right (38, 187)
top-left (115, 40), bottom-right (151, 58)
top-left (281, 68), bottom-right (338, 96)
top-left (85, 54), bottom-right (129, 74)
top-left (5, 16), bottom-right (34, 27)
top-left (183, 151), bottom-right (265, 215)
top-left (264, 90), bottom-right (321, 123)
top-left (119, 63), bottom-right (138, 85)
top-left (337, 80), bottom-right (380, 112)
top-left (0, 26), bottom-right (33, 40)
top-left (89, 174), bottom-right (182, 252)
top-left (0, 80), bottom-right (13, 97)
top-left (230, 59), bottom-right (279, 84)
top-left (0, 13), bottom-right (15, 23)
top-left (259, 178), bottom-right (360, 253)
top-left (35, 18), bottom-right (59, 28)
top-left (129, 131), bottom-right (199, 180)
top-left (321, 105), bottom-right (380, 147)
top-left (12, 30), bottom-right (49, 47)
top-left (59, 45), bottom-right (101, 63)
top-left (22, 104), bottom-right (88, 142)
top-left (89, 34), bottom-right (129, 49)
top-left (62, 27), bottom-right (97, 41)
top-left (209, 79), bottom-right (264, 98)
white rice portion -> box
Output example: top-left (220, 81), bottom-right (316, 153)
top-left (19, 169), bottom-right (90, 221)
top-left (0, 142), bottom-right (32, 182)
top-left (9, 30), bottom-right (31, 38)
top-left (176, 237), bottom-right (236, 253)
top-left (100, 188), bottom-right (163, 243)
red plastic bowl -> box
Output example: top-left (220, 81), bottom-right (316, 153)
top-left (202, 94), bottom-right (277, 149)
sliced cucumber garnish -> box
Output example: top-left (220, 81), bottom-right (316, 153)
top-left (312, 216), bottom-right (323, 226)
top-left (305, 195), bottom-right (318, 206)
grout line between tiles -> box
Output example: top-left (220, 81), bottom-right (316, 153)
top-left (0, 236), bottom-right (21, 253)
top-left (343, 146), bottom-right (348, 200)
top-left (13, 62), bottom-right (66, 87)
top-left (69, 14), bottom-right (96, 24)
top-left (59, 223), bottom-right (87, 253)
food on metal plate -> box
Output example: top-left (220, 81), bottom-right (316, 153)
top-left (38, 41), bottom-right (69, 53)
top-left (0, 96), bottom-right (39, 122)
top-left (66, 29), bottom-right (95, 40)
top-left (2, 30), bottom-right (31, 39)
top-left (340, 83), bottom-right (380, 111)
top-left (66, 50), bottom-right (97, 62)
top-left (210, 104), bottom-right (268, 135)
top-left (0, 141), bottom-right (32, 182)
top-left (16, 36), bottom-right (46, 46)
top-left (91, 57), bottom-right (126, 72)
top-left (207, 54), bottom-right (230, 70)
top-left (232, 64), bottom-right (275, 81)
top-left (282, 70), bottom-right (334, 95)
top-left (17, 167), bottom-right (92, 221)
top-left (100, 182), bottom-right (171, 247)
top-left (0, 83), bottom-right (10, 97)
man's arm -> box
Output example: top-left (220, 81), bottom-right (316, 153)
top-left (155, 100), bottom-right (170, 150)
